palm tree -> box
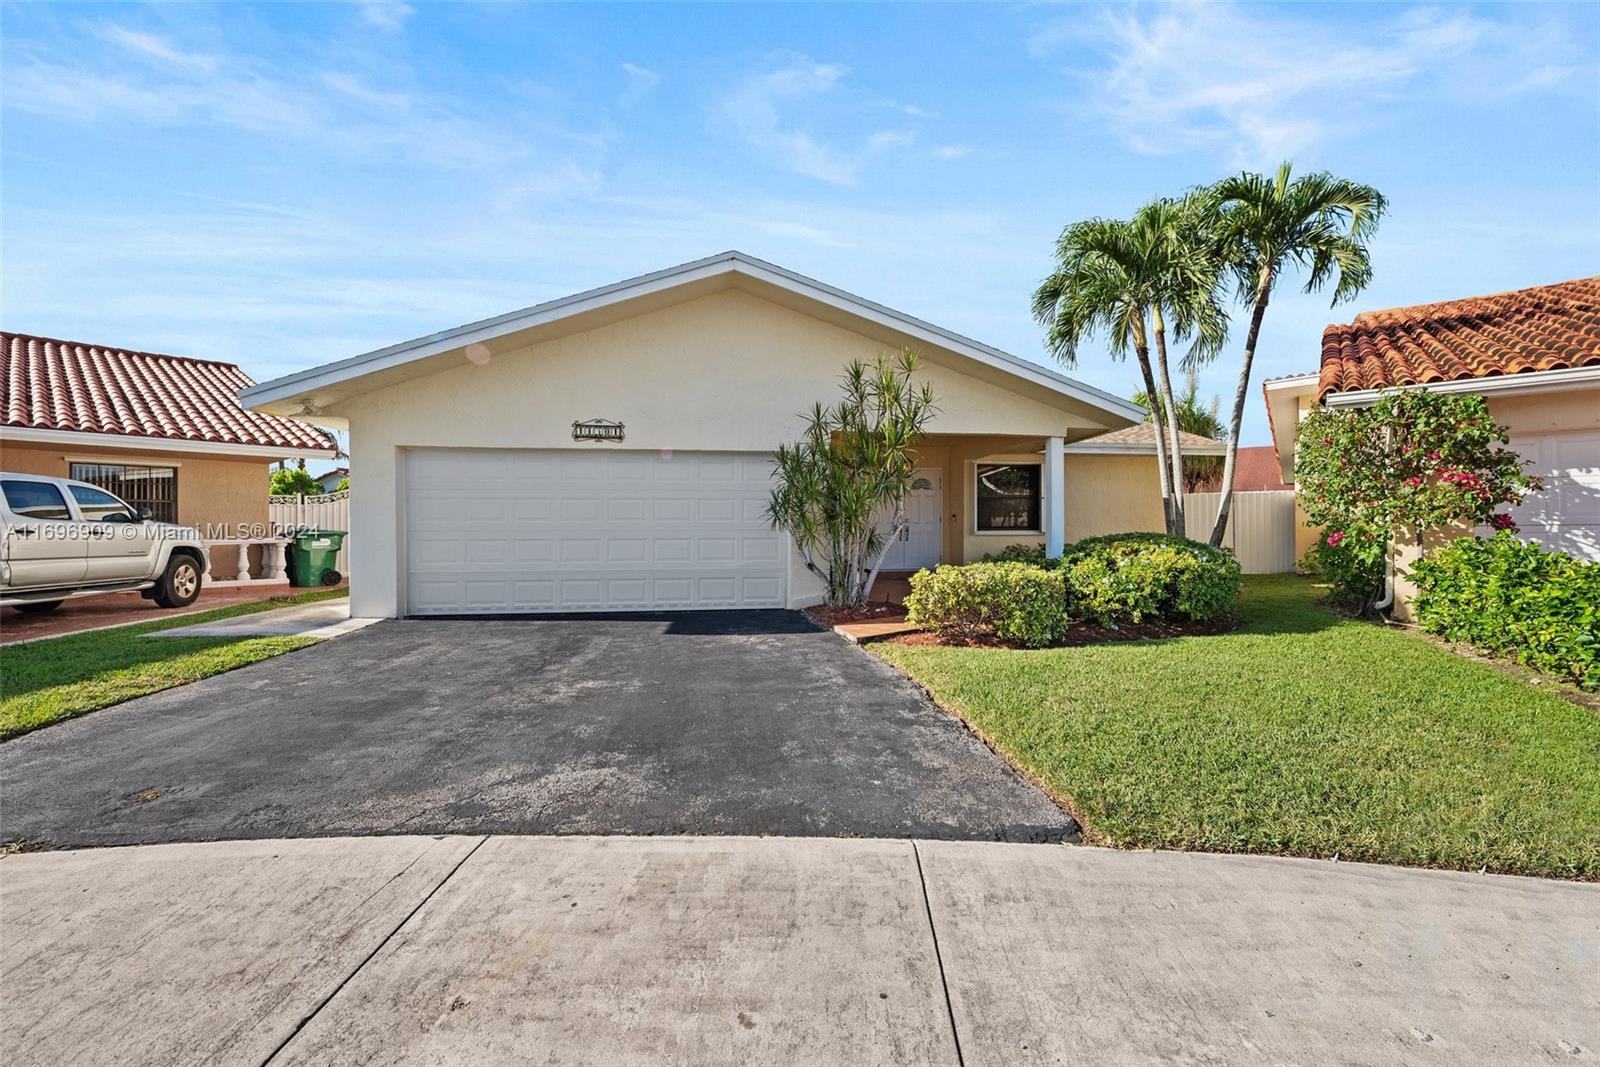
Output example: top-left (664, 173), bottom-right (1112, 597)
top-left (1033, 217), bottom-right (1180, 535)
top-left (1204, 162), bottom-right (1387, 547)
top-left (1131, 195), bottom-right (1228, 537)
top-left (1134, 367), bottom-right (1228, 492)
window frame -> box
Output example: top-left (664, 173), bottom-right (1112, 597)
top-left (972, 460), bottom-right (1044, 535)
top-left (69, 462), bottom-right (178, 524)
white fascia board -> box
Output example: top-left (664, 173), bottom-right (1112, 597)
top-left (239, 251), bottom-right (1146, 424)
top-left (1263, 373), bottom-right (1319, 393)
top-left (0, 425), bottom-right (332, 460)
top-left (1322, 365), bottom-right (1600, 407)
top-left (1061, 442), bottom-right (1229, 456)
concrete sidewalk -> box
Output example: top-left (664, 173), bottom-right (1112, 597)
top-left (148, 599), bottom-right (377, 640)
top-left (2, 837), bottom-right (1594, 1066)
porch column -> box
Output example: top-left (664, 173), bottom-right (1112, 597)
top-left (1044, 435), bottom-right (1065, 559)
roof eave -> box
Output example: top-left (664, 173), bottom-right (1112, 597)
top-left (0, 424), bottom-right (335, 460)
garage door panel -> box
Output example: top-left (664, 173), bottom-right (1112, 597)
top-left (1499, 431), bottom-right (1600, 561)
top-left (405, 449), bottom-right (786, 613)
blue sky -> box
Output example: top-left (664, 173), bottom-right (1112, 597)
top-left (3, 1), bottom-right (1597, 452)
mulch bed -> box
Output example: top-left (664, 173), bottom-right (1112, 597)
top-left (887, 615), bottom-right (1240, 649)
top-left (804, 603), bottom-right (908, 627)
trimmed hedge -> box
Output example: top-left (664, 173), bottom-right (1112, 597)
top-left (1061, 533), bottom-right (1242, 625)
top-left (1410, 533), bottom-right (1600, 691)
top-left (980, 542), bottom-right (1053, 567)
top-left (906, 533), bottom-right (1242, 644)
top-left (904, 562), bottom-right (1068, 648)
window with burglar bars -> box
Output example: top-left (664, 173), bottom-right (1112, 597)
top-left (69, 463), bottom-right (178, 523)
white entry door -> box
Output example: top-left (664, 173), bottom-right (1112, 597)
top-left (875, 469), bottom-right (943, 572)
top-left (404, 449), bottom-right (787, 614)
top-left (1499, 431), bottom-right (1600, 560)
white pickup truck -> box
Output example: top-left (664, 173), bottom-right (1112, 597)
top-left (1, 472), bottom-right (208, 613)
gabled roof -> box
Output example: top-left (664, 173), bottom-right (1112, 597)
top-left (239, 251), bottom-right (1145, 424)
top-left (1062, 422), bottom-right (1227, 455)
top-left (1, 332), bottom-right (336, 456)
top-left (1319, 276), bottom-right (1600, 400)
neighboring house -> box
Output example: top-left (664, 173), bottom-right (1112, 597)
top-left (1, 332), bottom-right (337, 580)
top-left (242, 251), bottom-right (1221, 618)
top-left (1229, 445), bottom-right (1292, 492)
top-left (1264, 276), bottom-right (1600, 615)
top-left (314, 467), bottom-right (349, 494)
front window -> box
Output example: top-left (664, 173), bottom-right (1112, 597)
top-left (69, 463), bottom-right (177, 523)
top-left (2, 480), bottom-right (73, 521)
top-left (975, 463), bottom-right (1041, 531)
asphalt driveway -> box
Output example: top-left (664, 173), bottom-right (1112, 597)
top-left (0, 611), bottom-right (1074, 849)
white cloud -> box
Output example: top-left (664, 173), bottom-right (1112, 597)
top-left (1043, 3), bottom-right (1585, 165)
top-left (716, 55), bottom-right (922, 185)
top-left (94, 25), bottom-right (218, 72)
top-left (620, 61), bottom-right (661, 104)
top-left (357, 0), bottom-right (414, 32)
top-left (934, 144), bottom-right (971, 160)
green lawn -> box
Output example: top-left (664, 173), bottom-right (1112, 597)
top-left (875, 575), bottom-right (1600, 880)
top-left (1, 588), bottom-right (348, 741)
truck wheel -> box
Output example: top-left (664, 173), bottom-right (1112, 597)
top-left (15, 600), bottom-right (63, 614)
top-left (154, 555), bottom-right (203, 609)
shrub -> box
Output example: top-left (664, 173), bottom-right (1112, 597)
top-left (904, 562), bottom-right (1068, 648)
top-left (979, 543), bottom-right (1053, 567)
top-left (1295, 391), bottom-right (1539, 612)
top-left (1410, 534), bottom-right (1600, 690)
top-left (1061, 533), bottom-right (1241, 625)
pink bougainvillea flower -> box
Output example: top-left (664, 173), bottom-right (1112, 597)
top-left (1489, 513), bottom-right (1518, 531)
top-left (1326, 530), bottom-right (1346, 548)
top-left (1404, 475), bottom-right (1422, 487)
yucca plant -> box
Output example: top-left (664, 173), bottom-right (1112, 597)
top-left (767, 349), bottom-right (936, 606)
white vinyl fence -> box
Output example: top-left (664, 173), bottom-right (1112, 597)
top-left (1183, 490), bottom-right (1297, 574)
top-left (269, 490), bottom-right (351, 576)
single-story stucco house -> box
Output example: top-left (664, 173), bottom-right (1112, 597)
top-left (241, 252), bottom-right (1221, 619)
top-left (1, 331), bottom-right (337, 580)
top-left (1263, 275), bottom-right (1600, 615)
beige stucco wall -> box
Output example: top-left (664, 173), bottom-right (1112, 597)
top-left (0, 439), bottom-right (269, 532)
top-left (331, 288), bottom-right (1134, 617)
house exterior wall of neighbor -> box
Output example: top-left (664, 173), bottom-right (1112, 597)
top-left (0, 439), bottom-right (270, 532)
top-left (333, 288), bottom-right (1151, 617)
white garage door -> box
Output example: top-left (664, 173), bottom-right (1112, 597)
top-left (405, 449), bottom-right (786, 614)
top-left (1498, 431), bottom-right (1600, 561)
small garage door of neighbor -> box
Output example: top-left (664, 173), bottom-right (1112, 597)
top-left (405, 448), bottom-right (787, 614)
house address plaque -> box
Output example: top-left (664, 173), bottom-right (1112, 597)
top-left (572, 418), bottom-right (625, 443)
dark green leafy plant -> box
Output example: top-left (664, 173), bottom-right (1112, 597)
top-left (1295, 390), bottom-right (1540, 613)
top-left (269, 467), bottom-right (322, 496)
top-left (1411, 534), bottom-right (1599, 690)
top-left (904, 562), bottom-right (1068, 647)
top-left (1061, 533), bottom-right (1241, 624)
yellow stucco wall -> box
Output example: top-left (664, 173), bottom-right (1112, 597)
top-left (0, 439), bottom-right (270, 532)
top-left (333, 288), bottom-right (1136, 616)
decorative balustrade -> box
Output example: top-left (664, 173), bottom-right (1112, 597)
top-left (202, 538), bottom-right (289, 587)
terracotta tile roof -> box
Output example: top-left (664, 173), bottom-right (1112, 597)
top-left (1065, 422), bottom-right (1227, 454)
top-left (1230, 445), bottom-right (1292, 491)
top-left (1, 332), bottom-right (335, 454)
top-left (1319, 276), bottom-right (1600, 400)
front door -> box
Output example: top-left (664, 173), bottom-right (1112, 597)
top-left (877, 470), bottom-right (943, 571)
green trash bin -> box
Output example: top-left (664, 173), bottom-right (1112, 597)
top-left (286, 530), bottom-right (346, 587)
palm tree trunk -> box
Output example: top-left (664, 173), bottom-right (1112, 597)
top-left (1151, 309), bottom-right (1186, 538)
top-left (1209, 275), bottom-right (1273, 547)
top-left (1133, 330), bottom-right (1176, 536)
